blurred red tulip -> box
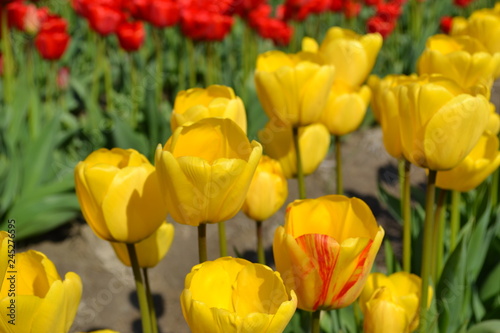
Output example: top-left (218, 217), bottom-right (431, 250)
top-left (365, 0), bottom-right (382, 6)
top-left (330, 0), bottom-right (342, 11)
top-left (440, 16), bottom-right (452, 34)
top-left (343, 0), bottom-right (361, 18)
top-left (6, 1), bottom-right (29, 31)
top-left (116, 21), bottom-right (145, 52)
top-left (376, 2), bottom-right (401, 20)
top-left (57, 66), bottom-right (70, 90)
top-left (126, 0), bottom-right (150, 20)
top-left (87, 5), bottom-right (124, 35)
top-left (454, 0), bottom-right (473, 7)
top-left (147, 0), bottom-right (179, 27)
top-left (256, 17), bottom-right (293, 46)
top-left (35, 18), bottom-right (70, 60)
top-left (180, 7), bottom-right (233, 41)
top-left (367, 15), bottom-right (395, 38)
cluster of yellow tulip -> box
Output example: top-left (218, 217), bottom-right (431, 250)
top-left (368, 4), bottom-right (500, 332)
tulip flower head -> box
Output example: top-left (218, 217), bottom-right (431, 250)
top-left (318, 27), bottom-right (383, 88)
top-left (111, 222), bottom-right (175, 268)
top-left (394, 75), bottom-right (490, 170)
top-left (171, 85), bottom-right (247, 133)
top-left (181, 257), bottom-right (297, 333)
top-left (258, 121), bottom-right (330, 179)
top-left (255, 50), bottom-right (335, 127)
top-left (320, 81), bottom-right (371, 136)
top-left (155, 118), bottom-right (262, 226)
top-left (273, 195), bottom-right (385, 311)
top-left (0, 233), bottom-right (82, 333)
top-left (418, 34), bottom-right (500, 90)
top-left (436, 132), bottom-right (500, 192)
top-left (242, 155), bottom-right (288, 221)
top-left (75, 148), bottom-right (167, 243)
top-left (359, 272), bottom-right (433, 333)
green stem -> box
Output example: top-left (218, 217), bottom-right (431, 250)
top-left (143, 268), bottom-right (158, 333)
top-left (491, 169), bottom-right (498, 209)
top-left (335, 135), bottom-right (343, 195)
top-left (432, 190), bottom-right (447, 284)
top-left (91, 33), bottom-right (103, 107)
top-left (311, 310), bottom-right (321, 333)
top-left (102, 38), bottom-right (113, 112)
top-left (153, 28), bottom-right (163, 108)
top-left (450, 190), bottom-right (461, 251)
top-left (198, 224), bottom-right (207, 263)
top-left (186, 38), bottom-right (196, 87)
top-left (129, 53), bottom-right (138, 128)
top-left (293, 127), bottom-right (306, 199)
top-left (27, 46), bottom-right (39, 137)
top-left (126, 244), bottom-right (153, 333)
top-left (419, 170), bottom-right (437, 333)
top-left (1, 9), bottom-right (14, 105)
top-left (402, 160), bottom-right (412, 273)
top-left (256, 221), bottom-right (265, 265)
top-left (218, 221), bottom-right (228, 258)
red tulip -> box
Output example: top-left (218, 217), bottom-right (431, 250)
top-left (35, 19), bottom-right (70, 60)
top-left (367, 15), bottom-right (395, 38)
top-left (256, 17), bottom-right (293, 46)
top-left (116, 21), bottom-right (145, 52)
top-left (330, 0), bottom-right (342, 11)
top-left (364, 0), bottom-right (382, 6)
top-left (126, 0), bottom-right (150, 20)
top-left (87, 5), bottom-right (124, 35)
top-left (343, 0), bottom-right (361, 18)
top-left (440, 16), bottom-right (453, 34)
top-left (180, 7), bottom-right (233, 41)
top-left (147, 0), bottom-right (179, 27)
top-left (6, 1), bottom-right (29, 31)
top-left (376, 2), bottom-right (402, 20)
top-left (57, 66), bottom-right (70, 90)
top-left (247, 4), bottom-right (272, 28)
top-left (454, 0), bottom-right (473, 7)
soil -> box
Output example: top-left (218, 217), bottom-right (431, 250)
top-left (18, 79), bottom-right (500, 333)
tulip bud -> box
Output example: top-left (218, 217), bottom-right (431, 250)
top-left (181, 257), bottom-right (297, 332)
top-left (359, 272), bottom-right (433, 333)
top-left (75, 148), bottom-right (168, 243)
top-left (319, 27), bottom-right (382, 88)
top-left (320, 81), bottom-right (371, 136)
top-left (171, 85), bottom-right (247, 133)
top-left (436, 132), bottom-right (500, 192)
top-left (273, 195), bottom-right (385, 311)
top-left (258, 121), bottom-right (330, 179)
top-left (242, 155), bottom-right (288, 221)
top-left (111, 222), bottom-right (175, 268)
top-left (155, 118), bottom-right (262, 226)
top-left (394, 75), bottom-right (490, 170)
top-left (0, 234), bottom-right (82, 333)
top-left (255, 50), bottom-right (335, 127)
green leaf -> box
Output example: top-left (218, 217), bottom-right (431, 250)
top-left (466, 204), bottom-right (492, 280)
top-left (467, 320), bottom-right (500, 333)
top-left (479, 263), bottom-right (500, 303)
top-left (377, 181), bottom-right (401, 221)
top-left (110, 115), bottom-right (149, 155)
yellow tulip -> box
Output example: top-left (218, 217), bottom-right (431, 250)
top-left (368, 74), bottom-right (413, 159)
top-left (258, 121), bottom-right (330, 179)
top-left (180, 257), bottom-right (297, 333)
top-left (0, 248), bottom-right (82, 333)
top-left (487, 104), bottom-right (500, 135)
top-left (79, 331), bottom-right (120, 333)
top-left (0, 231), bottom-right (9, 292)
top-left (418, 34), bottom-right (500, 90)
top-left (254, 50), bottom-right (335, 127)
top-left (359, 272), bottom-right (433, 333)
top-left (452, 9), bottom-right (500, 55)
top-left (395, 75), bottom-right (490, 170)
top-left (436, 132), bottom-right (500, 192)
top-left (319, 27), bottom-right (382, 88)
top-left (171, 85), bottom-right (247, 133)
top-left (273, 195), bottom-right (384, 311)
top-left (75, 148), bottom-right (167, 243)
top-left (155, 118), bottom-right (262, 226)
top-left (111, 222), bottom-right (175, 268)
top-left (242, 155), bottom-right (288, 222)
top-left (320, 81), bottom-right (371, 136)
